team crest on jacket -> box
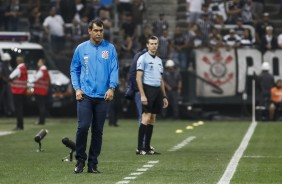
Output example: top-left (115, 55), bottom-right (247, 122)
top-left (102, 51), bottom-right (109, 59)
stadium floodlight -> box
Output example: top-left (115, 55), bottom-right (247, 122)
top-left (34, 129), bottom-right (48, 152)
top-left (61, 137), bottom-right (76, 162)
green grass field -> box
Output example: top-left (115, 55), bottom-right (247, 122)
top-left (0, 117), bottom-right (282, 184)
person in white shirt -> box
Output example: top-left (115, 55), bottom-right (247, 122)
top-left (43, 7), bottom-right (65, 53)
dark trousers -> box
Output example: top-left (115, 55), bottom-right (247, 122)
top-left (35, 95), bottom-right (47, 124)
top-left (13, 94), bottom-right (25, 129)
top-left (75, 96), bottom-right (109, 168)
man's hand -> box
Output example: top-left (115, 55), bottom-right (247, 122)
top-left (104, 88), bottom-right (114, 101)
top-left (141, 95), bottom-right (148, 105)
top-left (75, 89), bottom-right (84, 101)
top-left (163, 98), bottom-right (168, 108)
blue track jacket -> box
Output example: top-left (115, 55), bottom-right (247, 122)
top-left (70, 40), bottom-right (119, 98)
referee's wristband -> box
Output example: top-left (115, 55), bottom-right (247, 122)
top-left (163, 96), bottom-right (167, 99)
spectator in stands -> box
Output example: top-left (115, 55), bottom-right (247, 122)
top-left (260, 26), bottom-right (277, 53)
top-left (60, 0), bottom-right (76, 24)
top-left (99, 8), bottom-right (113, 42)
top-left (240, 28), bottom-right (254, 48)
top-left (225, 0), bottom-right (243, 24)
top-left (121, 12), bottom-right (137, 40)
top-left (152, 13), bottom-right (169, 38)
top-left (158, 29), bottom-right (172, 61)
top-left (43, 7), bottom-right (66, 53)
top-left (208, 26), bottom-right (223, 51)
top-left (66, 18), bottom-right (84, 50)
top-left (208, 1), bottom-right (227, 26)
top-left (162, 59), bottom-right (182, 120)
top-left (280, 0), bottom-right (282, 14)
top-left (131, 0), bottom-right (146, 37)
top-left (171, 26), bottom-right (188, 70)
top-left (137, 25), bottom-right (151, 51)
top-left (121, 35), bottom-right (135, 60)
top-left (277, 32), bottom-right (282, 49)
top-left (241, 0), bottom-right (253, 25)
top-left (255, 12), bottom-right (274, 44)
top-left (251, 0), bottom-right (264, 21)
top-left (269, 79), bottom-right (282, 121)
top-left (117, 0), bottom-right (132, 21)
top-left (3, 0), bottom-right (23, 31)
top-left (74, 0), bottom-right (87, 22)
top-left (234, 18), bottom-right (245, 38)
top-left (28, 5), bottom-right (44, 43)
top-left (196, 12), bottom-right (213, 46)
top-left (223, 29), bottom-right (241, 50)
top-left (186, 0), bottom-right (205, 28)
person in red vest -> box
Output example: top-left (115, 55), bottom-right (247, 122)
top-left (29, 59), bottom-right (50, 125)
top-left (9, 56), bottom-right (27, 130)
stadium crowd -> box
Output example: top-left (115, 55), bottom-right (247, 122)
top-left (1, 0), bottom-right (282, 119)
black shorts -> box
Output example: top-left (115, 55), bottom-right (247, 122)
top-left (142, 84), bottom-right (162, 114)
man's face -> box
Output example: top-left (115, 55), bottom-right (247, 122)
top-left (88, 23), bottom-right (104, 43)
top-left (147, 39), bottom-right (159, 53)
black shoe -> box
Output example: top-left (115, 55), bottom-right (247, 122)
top-left (87, 167), bottom-right (101, 174)
top-left (136, 149), bottom-right (146, 155)
top-left (74, 161), bottom-right (85, 174)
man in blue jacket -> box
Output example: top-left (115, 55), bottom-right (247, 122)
top-left (70, 18), bottom-right (119, 174)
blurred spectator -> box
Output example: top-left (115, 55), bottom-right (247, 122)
top-left (269, 79), bottom-right (282, 121)
top-left (255, 12), bottom-right (274, 44)
top-left (208, 1), bottom-right (227, 25)
top-left (121, 13), bottom-right (137, 40)
top-left (162, 59), bottom-right (182, 119)
top-left (240, 29), bottom-right (254, 48)
top-left (131, 0), bottom-right (146, 37)
top-left (3, 0), bottom-right (22, 31)
top-left (0, 53), bottom-right (14, 117)
top-left (108, 86), bottom-right (121, 127)
top-left (158, 29), bottom-right (172, 61)
top-left (99, 9), bottom-right (113, 42)
top-left (59, 0), bottom-right (76, 24)
top-left (251, 0), bottom-right (264, 21)
top-left (121, 35), bottom-right (135, 60)
top-left (66, 19), bottom-right (85, 50)
top-left (73, 0), bottom-right (87, 22)
top-left (223, 29), bottom-right (241, 50)
top-left (172, 26), bottom-right (188, 70)
top-left (241, 0), bottom-right (253, 25)
top-left (280, 0), bottom-right (282, 14)
top-left (260, 26), bottom-right (277, 53)
top-left (99, 0), bottom-right (113, 11)
top-left (234, 18), bottom-right (245, 37)
top-left (186, 0), bottom-right (205, 27)
top-left (225, 0), bottom-right (243, 24)
top-left (28, 5), bottom-right (44, 43)
top-left (137, 25), bottom-right (151, 51)
top-left (43, 7), bottom-right (65, 53)
top-left (208, 26), bottom-right (223, 51)
top-left (277, 33), bottom-right (282, 49)
top-left (196, 12), bottom-right (213, 46)
top-left (117, 0), bottom-right (132, 21)
top-left (152, 13), bottom-right (169, 38)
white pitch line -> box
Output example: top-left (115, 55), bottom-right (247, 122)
top-left (168, 136), bottom-right (196, 152)
top-left (0, 131), bottom-right (14, 136)
top-left (217, 121), bottom-right (257, 184)
top-left (116, 160), bottom-right (159, 184)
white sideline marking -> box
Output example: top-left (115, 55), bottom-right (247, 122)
top-left (124, 177), bottom-right (136, 180)
top-left (137, 168), bottom-right (148, 172)
top-left (0, 131), bottom-right (14, 136)
top-left (168, 136), bottom-right (196, 152)
top-left (244, 155), bottom-right (282, 158)
top-left (116, 160), bottom-right (159, 184)
top-left (130, 172), bottom-right (143, 176)
top-left (217, 121), bottom-right (257, 184)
